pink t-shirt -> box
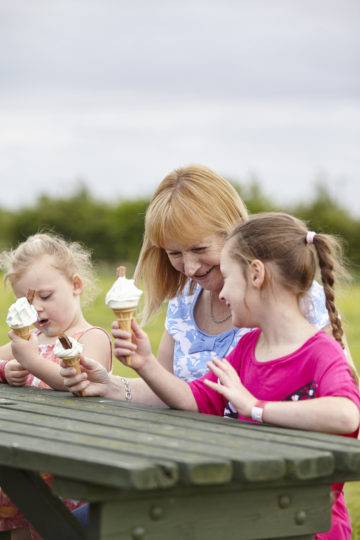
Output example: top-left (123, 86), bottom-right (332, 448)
top-left (189, 329), bottom-right (360, 540)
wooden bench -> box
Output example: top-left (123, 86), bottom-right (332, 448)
top-left (0, 385), bottom-right (360, 539)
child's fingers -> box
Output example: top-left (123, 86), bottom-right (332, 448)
top-left (112, 327), bottom-right (131, 340)
top-left (204, 378), bottom-right (226, 395)
top-left (130, 317), bottom-right (145, 337)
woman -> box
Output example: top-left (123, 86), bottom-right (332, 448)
top-left (61, 164), bottom-right (358, 399)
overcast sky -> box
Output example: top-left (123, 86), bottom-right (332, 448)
top-left (1, 0), bottom-right (359, 216)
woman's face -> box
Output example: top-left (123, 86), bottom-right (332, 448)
top-left (164, 233), bottom-right (225, 291)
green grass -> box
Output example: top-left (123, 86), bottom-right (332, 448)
top-left (1, 275), bottom-right (360, 534)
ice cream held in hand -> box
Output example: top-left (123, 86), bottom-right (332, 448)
top-left (54, 334), bottom-right (83, 364)
top-left (6, 293), bottom-right (38, 340)
top-left (105, 266), bottom-right (143, 366)
top-left (54, 334), bottom-right (85, 395)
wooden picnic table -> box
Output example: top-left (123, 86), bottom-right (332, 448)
top-left (0, 385), bottom-right (360, 540)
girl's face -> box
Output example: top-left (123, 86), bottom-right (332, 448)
top-left (164, 233), bottom-right (225, 292)
top-left (12, 255), bottom-right (82, 337)
top-left (219, 245), bottom-right (255, 328)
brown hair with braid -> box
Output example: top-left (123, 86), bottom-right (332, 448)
top-left (227, 212), bottom-right (357, 381)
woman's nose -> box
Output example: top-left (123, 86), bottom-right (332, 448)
top-left (183, 254), bottom-right (200, 277)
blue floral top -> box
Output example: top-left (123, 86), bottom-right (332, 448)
top-left (166, 281), bottom-right (330, 381)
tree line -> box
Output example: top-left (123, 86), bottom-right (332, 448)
top-left (1, 181), bottom-right (359, 272)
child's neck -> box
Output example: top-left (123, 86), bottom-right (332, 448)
top-left (254, 295), bottom-right (318, 363)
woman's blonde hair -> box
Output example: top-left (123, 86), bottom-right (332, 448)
top-left (135, 164), bottom-right (248, 322)
top-left (0, 233), bottom-right (98, 306)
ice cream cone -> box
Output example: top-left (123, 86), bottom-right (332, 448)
top-left (62, 355), bottom-right (84, 396)
top-left (13, 326), bottom-right (31, 340)
top-left (112, 306), bottom-right (136, 365)
top-left (62, 354), bottom-right (82, 374)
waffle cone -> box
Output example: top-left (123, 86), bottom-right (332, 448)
top-left (62, 355), bottom-right (81, 373)
top-left (62, 355), bottom-right (84, 396)
top-left (112, 307), bottom-right (136, 366)
top-left (13, 326), bottom-right (31, 340)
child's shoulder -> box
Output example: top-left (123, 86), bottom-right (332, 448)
top-left (74, 326), bottom-right (111, 343)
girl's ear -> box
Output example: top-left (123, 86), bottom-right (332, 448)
top-left (72, 274), bottom-right (84, 296)
top-left (249, 259), bottom-right (265, 289)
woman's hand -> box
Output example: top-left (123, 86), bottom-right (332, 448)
top-left (204, 357), bottom-right (256, 418)
top-left (111, 318), bottom-right (153, 371)
top-left (4, 359), bottom-right (30, 386)
top-left (9, 330), bottom-right (39, 370)
top-left (60, 355), bottom-right (111, 397)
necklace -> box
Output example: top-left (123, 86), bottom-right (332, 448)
top-left (209, 292), bottom-right (232, 324)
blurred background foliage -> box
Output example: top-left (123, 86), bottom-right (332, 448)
top-left (0, 179), bottom-right (359, 273)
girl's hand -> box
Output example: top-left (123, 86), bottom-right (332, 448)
top-left (4, 359), bottom-right (30, 386)
top-left (60, 355), bottom-right (110, 397)
top-left (8, 330), bottom-right (39, 370)
top-left (204, 357), bottom-right (256, 418)
top-left (111, 318), bottom-right (153, 371)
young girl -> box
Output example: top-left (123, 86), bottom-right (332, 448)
top-left (0, 233), bottom-right (113, 540)
top-left (109, 212), bottom-right (359, 539)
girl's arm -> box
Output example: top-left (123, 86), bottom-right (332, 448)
top-left (10, 331), bottom-right (69, 390)
top-left (113, 318), bottom-right (198, 411)
top-left (205, 357), bottom-right (359, 434)
top-left (0, 342), bottom-right (15, 361)
top-left (111, 323), bottom-right (175, 373)
top-left (0, 343), bottom-right (30, 386)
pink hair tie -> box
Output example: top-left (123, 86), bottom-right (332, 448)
top-left (306, 231), bottom-right (316, 244)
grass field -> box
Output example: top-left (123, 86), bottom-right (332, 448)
top-left (0, 273), bottom-right (359, 534)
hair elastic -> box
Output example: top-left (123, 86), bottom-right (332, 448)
top-left (306, 231), bottom-right (316, 244)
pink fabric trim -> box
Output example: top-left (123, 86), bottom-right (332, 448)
top-left (0, 360), bottom-right (10, 383)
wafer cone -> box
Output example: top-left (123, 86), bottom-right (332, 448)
top-left (62, 354), bottom-right (84, 396)
top-left (13, 326), bottom-right (31, 340)
top-left (62, 354), bottom-right (82, 374)
top-left (113, 306), bottom-right (136, 366)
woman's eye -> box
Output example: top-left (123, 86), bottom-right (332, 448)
top-left (40, 294), bottom-right (52, 300)
top-left (193, 247), bottom-right (206, 253)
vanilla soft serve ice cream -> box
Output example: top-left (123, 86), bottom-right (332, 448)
top-left (105, 266), bottom-right (143, 366)
top-left (6, 297), bottom-right (38, 339)
top-left (54, 336), bottom-right (83, 359)
top-left (105, 267), bottom-right (142, 310)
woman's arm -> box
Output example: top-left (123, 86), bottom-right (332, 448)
top-left (112, 318), bottom-right (197, 411)
top-left (156, 330), bottom-right (175, 372)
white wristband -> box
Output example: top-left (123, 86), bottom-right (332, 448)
top-left (251, 400), bottom-right (268, 423)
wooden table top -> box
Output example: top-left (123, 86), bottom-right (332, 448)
top-left (1, 384), bottom-right (360, 492)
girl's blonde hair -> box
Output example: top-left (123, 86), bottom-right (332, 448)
top-left (227, 212), bottom-right (358, 382)
top-left (135, 164), bottom-right (248, 322)
top-left (0, 233), bottom-right (97, 306)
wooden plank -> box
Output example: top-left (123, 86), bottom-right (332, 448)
top-left (0, 430), bottom-right (178, 490)
top-left (0, 408), bottom-right (331, 484)
top-left (0, 399), bottom-right (335, 482)
top-left (92, 483), bottom-right (332, 539)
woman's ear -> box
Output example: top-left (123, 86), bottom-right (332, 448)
top-left (249, 259), bottom-right (265, 289)
top-left (72, 273), bottom-right (84, 296)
